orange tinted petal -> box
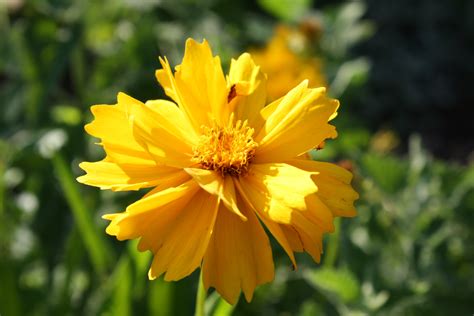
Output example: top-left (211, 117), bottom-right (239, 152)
top-left (185, 168), bottom-right (247, 221)
top-left (202, 202), bottom-right (274, 304)
top-left (148, 189), bottom-right (219, 281)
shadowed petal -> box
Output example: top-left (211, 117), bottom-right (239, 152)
top-left (202, 202), bottom-right (274, 304)
top-left (119, 93), bottom-right (197, 168)
top-left (103, 178), bottom-right (198, 239)
top-left (288, 159), bottom-right (359, 217)
top-left (253, 82), bottom-right (338, 163)
top-left (148, 189), bottom-right (219, 281)
top-left (85, 92), bottom-right (197, 169)
top-left (185, 168), bottom-right (247, 221)
top-left (238, 163), bottom-right (334, 264)
top-left (227, 53), bottom-right (267, 124)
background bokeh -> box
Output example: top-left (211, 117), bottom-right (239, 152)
top-left (1, 0), bottom-right (473, 315)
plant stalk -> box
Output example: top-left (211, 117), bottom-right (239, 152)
top-left (194, 269), bottom-right (207, 316)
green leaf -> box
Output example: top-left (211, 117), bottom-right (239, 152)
top-left (298, 301), bottom-right (324, 316)
top-left (127, 240), bottom-right (151, 297)
top-left (110, 257), bottom-right (132, 316)
top-left (52, 153), bottom-right (113, 276)
top-left (258, 0), bottom-right (312, 22)
top-left (306, 267), bottom-right (360, 303)
top-left (51, 105), bottom-right (82, 126)
top-left (0, 259), bottom-right (21, 316)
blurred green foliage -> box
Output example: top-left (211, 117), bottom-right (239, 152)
top-left (1, 0), bottom-right (473, 315)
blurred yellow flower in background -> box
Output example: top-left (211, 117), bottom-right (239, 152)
top-left (252, 25), bottom-right (327, 102)
top-left (77, 39), bottom-right (358, 304)
top-left (370, 129), bottom-right (400, 154)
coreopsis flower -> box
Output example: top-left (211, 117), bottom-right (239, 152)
top-left (252, 25), bottom-right (327, 101)
top-left (77, 39), bottom-right (358, 304)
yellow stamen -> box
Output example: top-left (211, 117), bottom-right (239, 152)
top-left (192, 115), bottom-right (258, 177)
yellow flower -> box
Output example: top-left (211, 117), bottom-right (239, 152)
top-left (77, 39), bottom-right (358, 304)
top-left (252, 25), bottom-right (327, 102)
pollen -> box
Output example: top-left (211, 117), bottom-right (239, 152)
top-left (192, 115), bottom-right (258, 177)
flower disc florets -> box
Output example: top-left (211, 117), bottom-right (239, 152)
top-left (192, 117), bottom-right (258, 177)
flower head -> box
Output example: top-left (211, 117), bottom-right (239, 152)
top-left (251, 25), bottom-right (327, 101)
top-left (77, 39), bottom-right (358, 304)
top-left (191, 115), bottom-right (258, 176)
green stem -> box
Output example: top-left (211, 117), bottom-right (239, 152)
top-left (324, 218), bottom-right (341, 267)
top-left (194, 269), bottom-right (207, 316)
top-left (52, 153), bottom-right (112, 276)
top-left (0, 164), bottom-right (4, 216)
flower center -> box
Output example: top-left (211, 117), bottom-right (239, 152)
top-left (192, 117), bottom-right (258, 177)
